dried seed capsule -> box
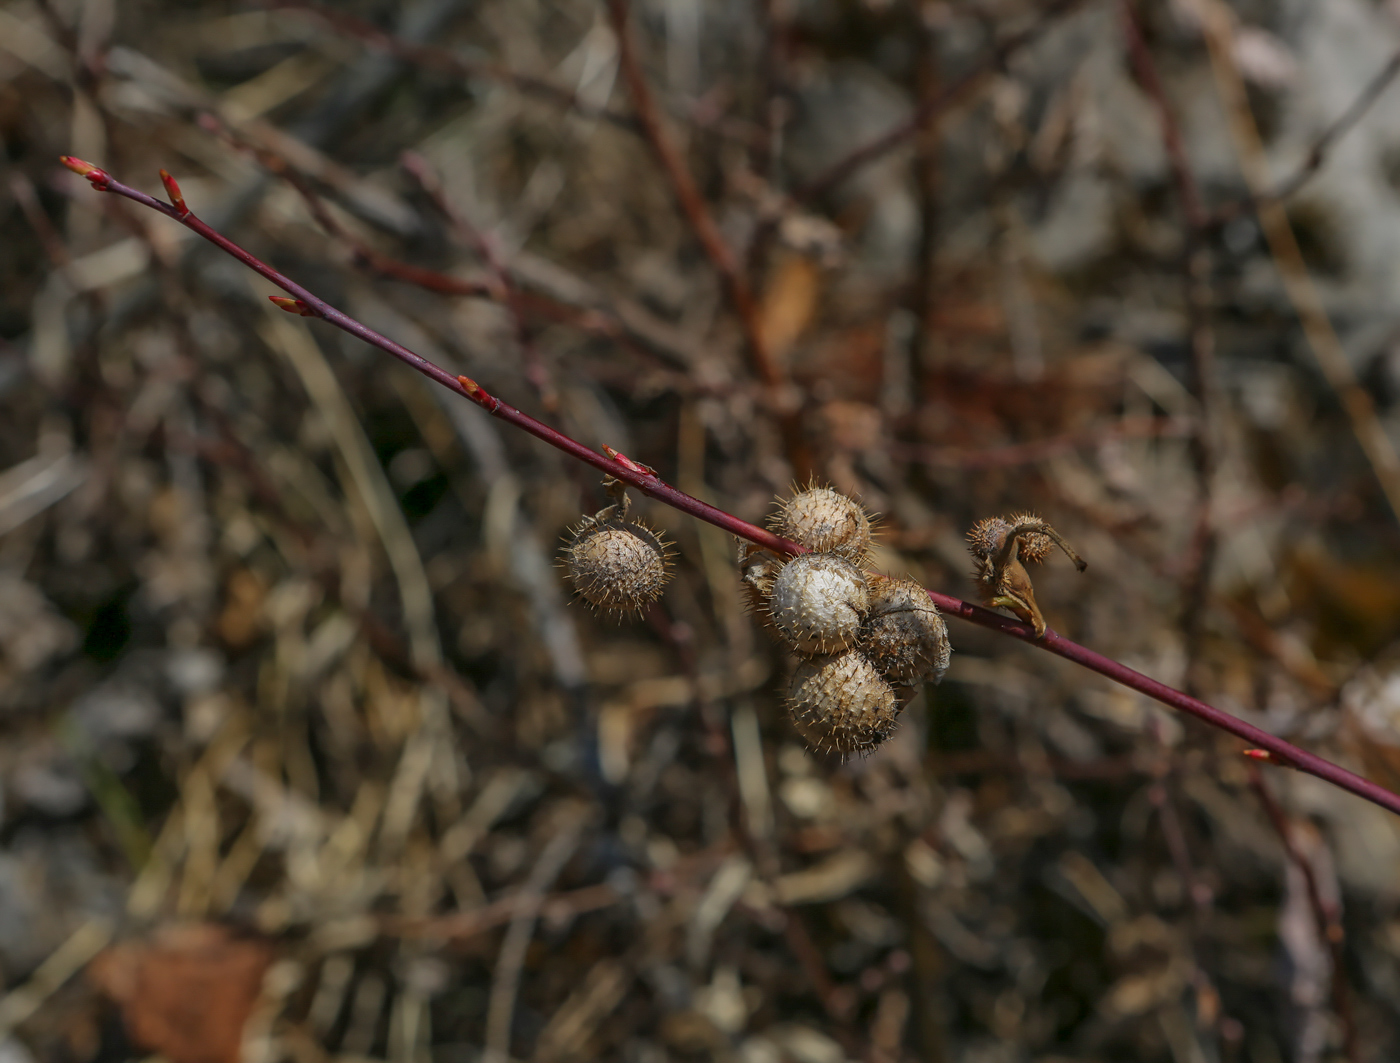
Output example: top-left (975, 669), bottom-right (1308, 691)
top-left (769, 552), bottom-right (869, 656)
top-left (861, 576), bottom-right (951, 685)
top-left (966, 512), bottom-right (1085, 637)
top-left (563, 518), bottom-right (672, 615)
top-left (787, 651), bottom-right (900, 756)
top-left (968, 515), bottom-right (1051, 566)
top-left (769, 485), bottom-right (873, 562)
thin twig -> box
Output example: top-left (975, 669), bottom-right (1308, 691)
top-left (196, 112), bottom-right (688, 366)
top-left (794, 0), bottom-right (1085, 205)
top-left (900, 414), bottom-right (1192, 469)
top-left (1210, 48), bottom-right (1400, 229)
top-left (1118, 0), bottom-right (1218, 688)
top-left (607, 0), bottom-right (812, 475)
top-left (605, 0), bottom-right (781, 392)
top-left (1248, 768), bottom-right (1360, 1063)
top-left (1190, 0), bottom-right (1400, 526)
top-left (62, 157), bottom-right (1400, 821)
top-left (264, 0), bottom-right (637, 131)
top-left (483, 811), bottom-right (587, 1063)
top-left (399, 151), bottom-right (557, 411)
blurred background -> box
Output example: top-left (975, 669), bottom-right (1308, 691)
top-left (3, 0), bottom-right (1400, 1060)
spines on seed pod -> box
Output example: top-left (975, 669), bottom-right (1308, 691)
top-left (562, 480), bottom-right (673, 616)
top-left (787, 651), bottom-right (900, 756)
top-left (768, 552), bottom-right (869, 656)
top-left (967, 512), bottom-right (1085, 637)
top-left (860, 576), bottom-right (951, 685)
top-left (768, 484), bottom-right (874, 562)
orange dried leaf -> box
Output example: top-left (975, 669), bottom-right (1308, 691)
top-left (88, 924), bottom-right (273, 1063)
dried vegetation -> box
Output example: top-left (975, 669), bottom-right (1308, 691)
top-left (3, 0), bottom-right (1400, 1061)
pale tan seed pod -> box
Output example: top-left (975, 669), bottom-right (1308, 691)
top-left (787, 651), bottom-right (900, 756)
top-left (860, 576), bottom-right (951, 685)
top-left (769, 552), bottom-right (869, 656)
top-left (769, 485), bottom-right (873, 562)
top-left (563, 518), bottom-right (672, 615)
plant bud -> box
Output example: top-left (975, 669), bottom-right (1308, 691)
top-left (861, 576), bottom-right (951, 685)
top-left (769, 552), bottom-right (869, 656)
top-left (769, 485), bottom-right (873, 562)
top-left (787, 651), bottom-right (900, 756)
top-left (563, 518), bottom-right (672, 615)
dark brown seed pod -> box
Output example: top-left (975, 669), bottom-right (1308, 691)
top-left (768, 485), bottom-right (873, 562)
top-left (860, 576), bottom-right (951, 685)
top-left (787, 651), bottom-right (900, 756)
top-left (563, 518), bottom-right (672, 615)
top-left (966, 513), bottom-right (1085, 637)
top-left (968, 515), bottom-right (1051, 565)
top-left (769, 552), bottom-right (869, 656)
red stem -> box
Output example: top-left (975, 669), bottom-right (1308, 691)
top-left (61, 157), bottom-right (1400, 822)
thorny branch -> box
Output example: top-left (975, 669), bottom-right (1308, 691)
top-left (61, 156), bottom-right (1400, 823)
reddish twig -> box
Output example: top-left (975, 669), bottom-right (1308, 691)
top-left (1248, 767), bottom-right (1360, 1063)
top-left (1209, 48), bottom-right (1400, 230)
top-left (61, 156), bottom-right (1400, 822)
top-left (794, 0), bottom-right (1084, 205)
top-left (605, 0), bottom-right (780, 392)
top-left (398, 151), bottom-right (556, 411)
top-left (1119, 0), bottom-right (1218, 687)
top-left (264, 0), bottom-right (636, 131)
top-left (607, 0), bottom-right (812, 475)
top-left (901, 415), bottom-right (1192, 469)
top-left (195, 112), bottom-right (669, 361)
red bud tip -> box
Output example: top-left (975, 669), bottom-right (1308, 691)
top-left (159, 169), bottom-right (189, 215)
top-left (59, 156), bottom-right (109, 188)
top-left (268, 295), bottom-right (315, 317)
top-left (602, 446), bottom-right (656, 476)
top-left (1243, 748), bottom-right (1293, 767)
top-left (456, 375), bottom-right (482, 397)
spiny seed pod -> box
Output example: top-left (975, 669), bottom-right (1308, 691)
top-left (769, 552), bottom-right (869, 656)
top-left (769, 485), bottom-right (873, 562)
top-left (966, 512), bottom-right (1085, 638)
top-left (787, 651), bottom-right (900, 756)
top-left (861, 576), bottom-right (951, 685)
top-left (563, 517), bottom-right (672, 615)
top-left (968, 514), bottom-right (1053, 565)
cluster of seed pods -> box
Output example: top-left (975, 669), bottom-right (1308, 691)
top-left (560, 478), bottom-right (1081, 758)
top-left (742, 486), bottom-right (951, 757)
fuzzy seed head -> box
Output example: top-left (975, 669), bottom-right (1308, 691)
top-left (860, 576), bottom-right (951, 685)
top-left (563, 519), bottom-right (672, 614)
top-left (769, 486), bottom-right (873, 562)
top-left (769, 552), bottom-right (869, 656)
top-left (966, 514), bottom-right (1053, 565)
top-left (787, 651), bottom-right (900, 756)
